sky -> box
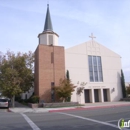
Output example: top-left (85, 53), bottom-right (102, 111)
top-left (0, 0), bottom-right (129, 82)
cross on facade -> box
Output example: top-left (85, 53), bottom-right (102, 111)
top-left (89, 33), bottom-right (96, 41)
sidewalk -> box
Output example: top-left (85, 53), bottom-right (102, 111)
top-left (9, 101), bottom-right (130, 113)
top-left (14, 101), bottom-right (29, 108)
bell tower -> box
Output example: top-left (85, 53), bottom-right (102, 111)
top-left (38, 4), bottom-right (59, 46)
top-left (34, 4), bottom-right (65, 102)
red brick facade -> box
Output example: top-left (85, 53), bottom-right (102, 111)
top-left (34, 44), bottom-right (65, 102)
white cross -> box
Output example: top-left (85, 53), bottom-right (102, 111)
top-left (89, 33), bottom-right (96, 41)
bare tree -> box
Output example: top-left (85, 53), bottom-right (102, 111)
top-left (76, 82), bottom-right (87, 104)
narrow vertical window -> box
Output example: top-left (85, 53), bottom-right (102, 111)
top-left (88, 56), bottom-right (94, 82)
top-left (51, 82), bottom-right (55, 102)
top-left (97, 56), bottom-right (103, 82)
top-left (88, 55), bottom-right (103, 82)
top-left (51, 52), bottom-right (54, 63)
top-left (49, 35), bottom-right (53, 45)
top-left (93, 56), bottom-right (98, 82)
top-left (51, 82), bottom-right (55, 87)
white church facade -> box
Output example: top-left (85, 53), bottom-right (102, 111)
top-left (65, 38), bottom-right (122, 104)
top-left (34, 5), bottom-right (123, 103)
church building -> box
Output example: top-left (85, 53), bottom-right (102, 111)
top-left (34, 5), bottom-right (123, 103)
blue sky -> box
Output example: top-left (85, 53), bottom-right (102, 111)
top-left (0, 0), bottom-right (130, 82)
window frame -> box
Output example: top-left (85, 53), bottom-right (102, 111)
top-left (88, 55), bottom-right (103, 82)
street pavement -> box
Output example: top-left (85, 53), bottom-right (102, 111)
top-left (0, 105), bottom-right (130, 130)
top-left (0, 108), bottom-right (7, 113)
top-left (26, 107), bottom-right (130, 130)
top-left (0, 110), bottom-right (32, 130)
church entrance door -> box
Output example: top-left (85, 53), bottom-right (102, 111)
top-left (94, 89), bottom-right (99, 102)
top-left (84, 89), bottom-right (90, 103)
top-left (103, 89), bottom-right (108, 102)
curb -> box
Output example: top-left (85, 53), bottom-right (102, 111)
top-left (7, 108), bottom-right (12, 112)
top-left (6, 103), bottom-right (130, 113)
top-left (49, 104), bottom-right (130, 112)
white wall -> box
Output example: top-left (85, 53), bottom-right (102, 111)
top-left (65, 40), bottom-right (122, 103)
top-left (39, 33), bottom-right (58, 46)
top-left (21, 87), bottom-right (34, 100)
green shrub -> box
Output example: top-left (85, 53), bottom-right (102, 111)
top-left (30, 96), bottom-right (39, 103)
top-left (126, 85), bottom-right (130, 95)
top-left (15, 95), bottom-right (22, 102)
top-left (66, 96), bottom-right (71, 102)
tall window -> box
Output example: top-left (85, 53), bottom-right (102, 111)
top-left (88, 55), bottom-right (103, 82)
top-left (51, 82), bottom-right (55, 102)
top-left (51, 52), bottom-right (54, 63)
top-left (49, 35), bottom-right (53, 45)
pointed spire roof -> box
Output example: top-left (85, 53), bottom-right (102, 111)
top-left (43, 4), bottom-right (53, 32)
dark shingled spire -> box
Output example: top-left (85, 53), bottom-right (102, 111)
top-left (43, 4), bottom-right (53, 32)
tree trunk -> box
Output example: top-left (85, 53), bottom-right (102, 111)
top-left (76, 94), bottom-right (78, 102)
top-left (63, 98), bottom-right (65, 103)
top-left (11, 96), bottom-right (15, 108)
top-left (77, 95), bottom-right (80, 104)
top-left (79, 95), bottom-right (81, 104)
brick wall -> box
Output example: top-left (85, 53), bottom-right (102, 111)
top-left (34, 44), bottom-right (65, 102)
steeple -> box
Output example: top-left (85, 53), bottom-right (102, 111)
top-left (38, 4), bottom-right (59, 46)
top-left (43, 4), bottom-right (53, 32)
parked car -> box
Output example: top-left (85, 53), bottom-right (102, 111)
top-left (0, 98), bottom-right (9, 108)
